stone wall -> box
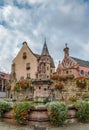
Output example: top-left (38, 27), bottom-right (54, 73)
top-left (54, 78), bottom-right (89, 102)
top-left (10, 78), bottom-right (89, 102)
top-left (3, 104), bottom-right (78, 125)
top-left (11, 89), bottom-right (34, 101)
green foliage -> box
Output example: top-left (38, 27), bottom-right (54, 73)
top-left (0, 102), bottom-right (11, 118)
top-left (46, 101), bottom-right (68, 126)
top-left (75, 101), bottom-right (89, 122)
top-left (69, 96), bottom-right (78, 103)
top-left (82, 93), bottom-right (89, 100)
top-left (15, 83), bottom-right (21, 92)
top-left (13, 102), bottom-right (35, 124)
top-left (76, 78), bottom-right (87, 89)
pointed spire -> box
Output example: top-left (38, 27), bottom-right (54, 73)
top-left (41, 38), bottom-right (49, 56)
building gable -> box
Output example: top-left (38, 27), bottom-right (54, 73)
top-left (61, 57), bottom-right (77, 69)
top-left (13, 42), bottom-right (37, 63)
top-left (12, 42), bottom-right (39, 80)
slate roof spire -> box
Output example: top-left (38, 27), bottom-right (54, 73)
top-left (41, 38), bottom-right (50, 56)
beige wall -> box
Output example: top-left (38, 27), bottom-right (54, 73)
top-left (13, 43), bottom-right (38, 81)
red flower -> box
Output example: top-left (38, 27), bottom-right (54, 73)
top-left (20, 81), bottom-right (25, 87)
top-left (21, 111), bottom-right (26, 116)
top-left (12, 117), bottom-right (15, 121)
top-left (55, 84), bottom-right (64, 89)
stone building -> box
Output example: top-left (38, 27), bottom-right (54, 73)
top-left (57, 44), bottom-right (89, 78)
top-left (37, 40), bottom-right (55, 80)
top-left (0, 72), bottom-right (10, 97)
top-left (11, 40), bottom-right (55, 82)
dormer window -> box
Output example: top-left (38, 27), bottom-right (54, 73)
top-left (23, 52), bottom-right (27, 59)
top-left (26, 63), bottom-right (30, 70)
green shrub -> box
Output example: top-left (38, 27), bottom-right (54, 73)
top-left (46, 101), bottom-right (68, 126)
top-left (13, 102), bottom-right (34, 124)
top-left (0, 102), bottom-right (11, 118)
top-left (75, 101), bottom-right (89, 122)
top-left (82, 94), bottom-right (89, 100)
top-left (76, 78), bottom-right (87, 89)
top-left (69, 96), bottom-right (78, 103)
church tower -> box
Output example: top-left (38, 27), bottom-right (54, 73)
top-left (63, 43), bottom-right (69, 58)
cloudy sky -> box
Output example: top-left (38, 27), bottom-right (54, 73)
top-left (0, 0), bottom-right (89, 73)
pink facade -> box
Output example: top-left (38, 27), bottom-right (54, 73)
top-left (57, 45), bottom-right (89, 78)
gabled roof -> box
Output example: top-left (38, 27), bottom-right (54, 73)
top-left (71, 57), bottom-right (89, 67)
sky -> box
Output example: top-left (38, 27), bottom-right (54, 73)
top-left (0, 0), bottom-right (89, 73)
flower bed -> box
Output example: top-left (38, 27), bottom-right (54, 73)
top-left (0, 102), bottom-right (12, 118)
top-left (13, 79), bottom-right (32, 91)
top-left (46, 101), bottom-right (68, 126)
top-left (55, 83), bottom-right (64, 90)
top-left (13, 102), bottom-right (35, 124)
top-left (75, 101), bottom-right (89, 122)
top-left (51, 74), bottom-right (74, 81)
top-left (2, 101), bottom-right (88, 125)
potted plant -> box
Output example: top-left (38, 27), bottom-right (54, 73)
top-left (55, 82), bottom-right (64, 90)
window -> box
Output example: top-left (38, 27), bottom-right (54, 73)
top-left (44, 88), bottom-right (47, 91)
top-left (27, 73), bottom-right (30, 78)
top-left (20, 76), bottom-right (24, 80)
top-left (87, 71), bottom-right (89, 77)
top-left (47, 66), bottom-right (49, 70)
top-left (47, 75), bottom-right (49, 78)
top-left (26, 63), bottom-right (30, 70)
top-left (66, 71), bottom-right (68, 74)
top-left (79, 70), bottom-right (84, 76)
top-left (50, 69), bottom-right (52, 73)
top-left (39, 86), bottom-right (41, 89)
top-left (23, 52), bottom-right (27, 59)
top-left (48, 86), bottom-right (50, 89)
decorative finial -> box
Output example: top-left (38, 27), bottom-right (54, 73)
top-left (23, 41), bottom-right (27, 45)
top-left (65, 43), bottom-right (68, 48)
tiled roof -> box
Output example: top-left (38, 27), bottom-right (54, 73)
top-left (34, 53), bottom-right (40, 59)
top-left (71, 57), bottom-right (89, 67)
top-left (50, 57), bottom-right (55, 68)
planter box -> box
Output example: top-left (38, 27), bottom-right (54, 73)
top-left (2, 104), bottom-right (78, 125)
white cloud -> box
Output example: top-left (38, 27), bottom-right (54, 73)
top-left (0, 0), bottom-right (89, 72)
top-left (16, 0), bottom-right (48, 4)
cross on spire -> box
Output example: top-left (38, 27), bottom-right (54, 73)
top-left (65, 43), bottom-right (68, 48)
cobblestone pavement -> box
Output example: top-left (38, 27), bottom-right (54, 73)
top-left (0, 121), bottom-right (89, 130)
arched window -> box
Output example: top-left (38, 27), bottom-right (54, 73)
top-left (23, 52), bottom-right (27, 59)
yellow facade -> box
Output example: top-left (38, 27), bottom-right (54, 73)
top-left (11, 41), bottom-right (55, 81)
